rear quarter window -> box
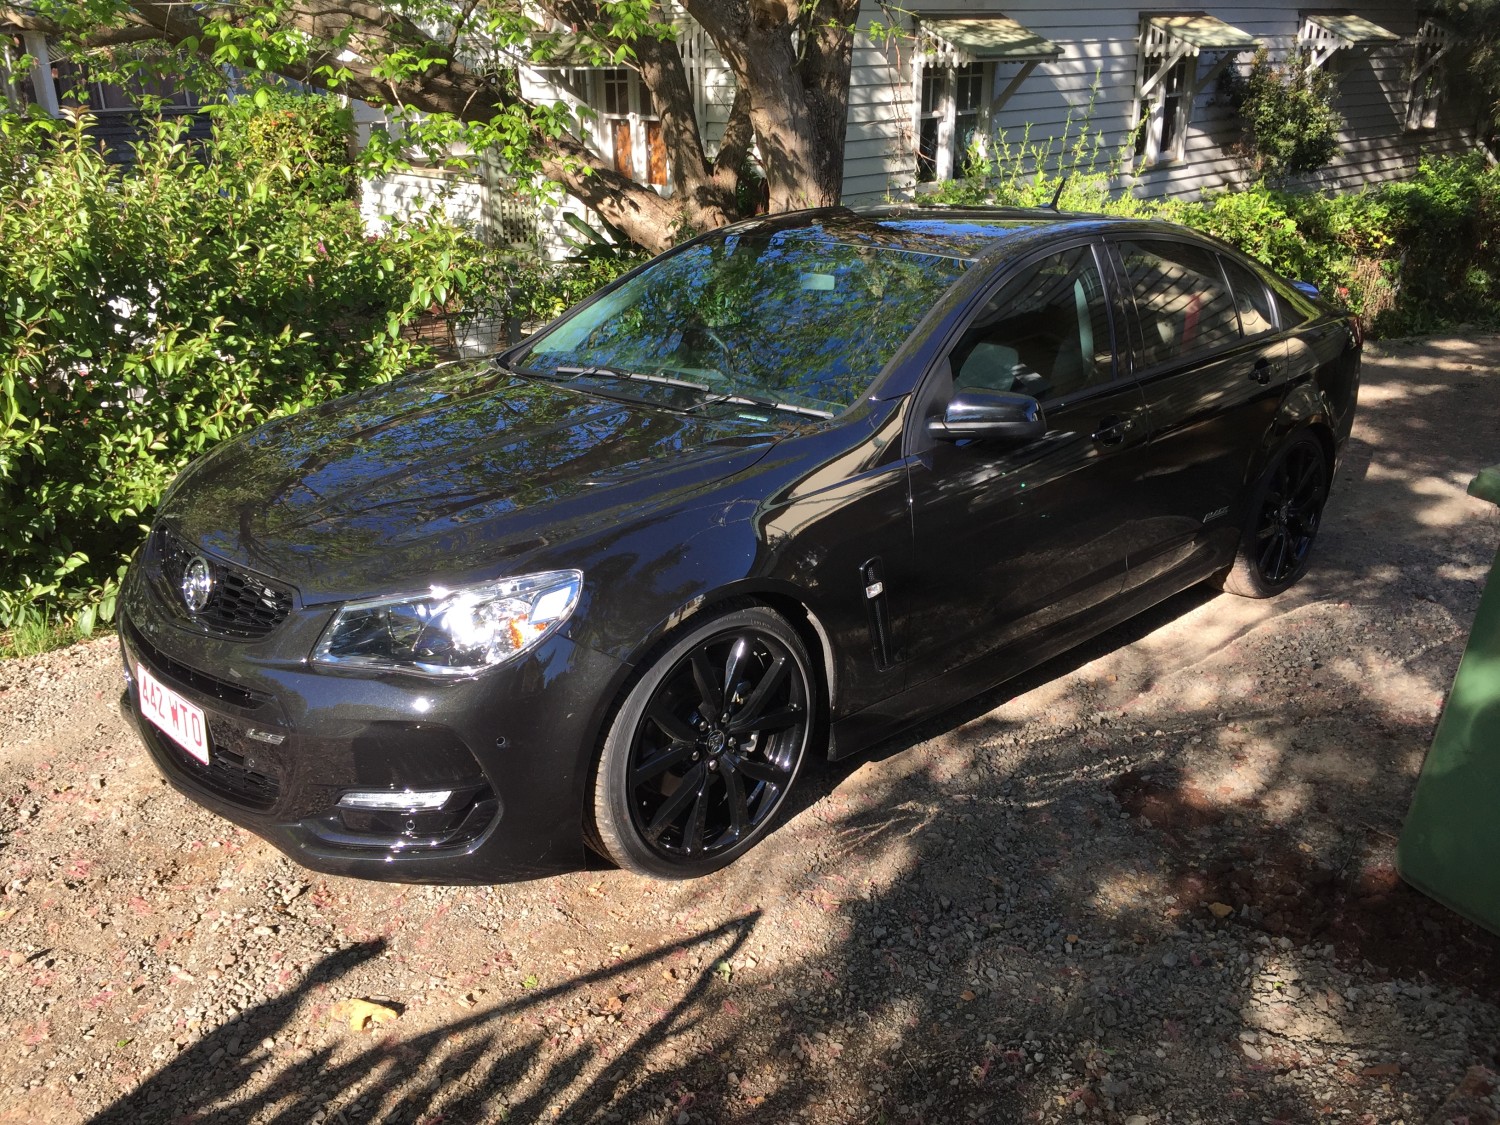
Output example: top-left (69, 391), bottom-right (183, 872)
top-left (1218, 255), bottom-right (1277, 338)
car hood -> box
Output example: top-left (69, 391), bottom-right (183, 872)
top-left (159, 361), bottom-right (786, 603)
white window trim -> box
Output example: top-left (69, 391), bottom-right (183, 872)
top-left (912, 61), bottom-right (994, 185)
top-left (590, 68), bottom-right (668, 191)
top-left (1133, 52), bottom-right (1189, 166)
top-left (1406, 17), bottom-right (1451, 132)
top-left (1131, 18), bottom-right (1249, 168)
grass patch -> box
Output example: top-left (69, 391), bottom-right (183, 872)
top-left (0, 617), bottom-right (107, 661)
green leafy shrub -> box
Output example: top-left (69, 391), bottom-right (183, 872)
top-left (211, 87), bottom-right (357, 204)
top-left (1220, 48), bottom-right (1344, 181)
top-left (932, 117), bottom-right (1500, 337)
top-left (0, 105), bottom-right (494, 639)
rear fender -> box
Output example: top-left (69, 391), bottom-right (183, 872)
top-left (1245, 382), bottom-right (1333, 488)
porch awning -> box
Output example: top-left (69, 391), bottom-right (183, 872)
top-left (917, 16), bottom-right (1061, 66)
top-left (1144, 14), bottom-right (1257, 56)
top-left (1301, 12), bottom-right (1400, 47)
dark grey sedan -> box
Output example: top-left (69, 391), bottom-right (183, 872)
top-left (117, 207), bottom-right (1360, 882)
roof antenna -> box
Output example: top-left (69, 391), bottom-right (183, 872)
top-left (1048, 176), bottom-right (1069, 212)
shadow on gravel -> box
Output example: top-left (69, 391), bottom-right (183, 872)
top-left (87, 917), bottom-right (761, 1125)
top-left (87, 940), bottom-right (389, 1124)
top-left (85, 341), bottom-right (1500, 1123)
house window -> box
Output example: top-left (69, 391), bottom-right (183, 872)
top-left (51, 56), bottom-right (197, 114)
top-left (1406, 19), bottom-right (1451, 132)
top-left (1131, 15), bottom-right (1257, 168)
top-left (916, 62), bottom-right (989, 183)
top-left (594, 68), bottom-right (666, 188)
top-left (1134, 53), bottom-right (1188, 164)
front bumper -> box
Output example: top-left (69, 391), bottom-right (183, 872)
top-left (118, 559), bottom-right (627, 884)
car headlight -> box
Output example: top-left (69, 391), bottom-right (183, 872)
top-left (312, 570), bottom-right (583, 677)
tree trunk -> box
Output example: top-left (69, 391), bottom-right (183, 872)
top-left (23, 0), bottom-right (861, 251)
top-left (687, 0), bottom-right (854, 212)
top-left (796, 0), bottom-right (860, 204)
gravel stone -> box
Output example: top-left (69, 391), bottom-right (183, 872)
top-left (0, 336), bottom-right (1498, 1124)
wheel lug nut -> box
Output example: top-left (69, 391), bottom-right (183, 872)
top-left (707, 760), bottom-right (718, 771)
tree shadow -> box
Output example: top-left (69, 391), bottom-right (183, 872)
top-left (90, 915), bottom-right (761, 1125)
top-left (85, 340), bottom-right (1500, 1123)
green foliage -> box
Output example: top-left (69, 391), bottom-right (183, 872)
top-left (1182, 157), bottom-right (1500, 333)
top-left (1220, 49), bottom-right (1343, 181)
top-left (30, 0), bottom-right (671, 201)
top-left (930, 75), bottom-right (1161, 219)
top-left (1439, 0), bottom-right (1500, 139)
top-left (0, 610), bottom-right (93, 661)
top-left (210, 88), bottom-right (356, 204)
top-left (931, 95), bottom-right (1500, 339)
top-left (504, 255), bottom-right (643, 328)
top-left (0, 105), bottom-right (495, 638)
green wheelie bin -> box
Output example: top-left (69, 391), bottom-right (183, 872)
top-left (1397, 465), bottom-right (1500, 935)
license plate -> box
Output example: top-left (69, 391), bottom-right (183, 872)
top-left (136, 661), bottom-right (210, 765)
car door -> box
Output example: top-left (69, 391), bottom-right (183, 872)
top-left (902, 241), bottom-right (1153, 685)
top-left (1106, 237), bottom-right (1287, 591)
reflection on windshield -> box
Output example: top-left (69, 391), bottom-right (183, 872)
top-left (516, 225), bottom-right (975, 413)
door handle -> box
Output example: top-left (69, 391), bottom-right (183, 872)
top-left (1092, 415), bottom-right (1129, 446)
top-left (1251, 358), bottom-right (1273, 385)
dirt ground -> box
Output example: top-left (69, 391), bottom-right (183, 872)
top-left (2, 335), bottom-right (1499, 1125)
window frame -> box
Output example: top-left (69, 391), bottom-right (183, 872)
top-left (1216, 251), bottom-right (1279, 340)
top-left (1130, 16), bottom-right (1255, 169)
top-left (950, 243), bottom-right (1121, 406)
top-left (914, 60), bottom-right (993, 184)
top-left (1107, 235), bottom-right (1252, 375)
top-left (1134, 52), bottom-right (1190, 166)
top-left (906, 236), bottom-right (1129, 455)
top-left (1405, 17), bottom-right (1451, 133)
top-left (51, 55), bottom-right (197, 115)
top-left (591, 67), bottom-right (668, 189)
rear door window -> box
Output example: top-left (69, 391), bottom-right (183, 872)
top-left (1118, 240), bottom-right (1240, 368)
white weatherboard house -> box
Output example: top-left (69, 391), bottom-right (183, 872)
top-left (4, 2), bottom-right (1471, 254)
top-left (501, 0), bottom-right (1468, 254)
top-left (838, 1), bottom-right (1464, 202)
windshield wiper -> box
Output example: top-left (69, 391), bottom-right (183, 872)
top-left (555, 365), bottom-right (712, 393)
top-left (542, 363), bottom-right (833, 421)
top-left (686, 390), bottom-right (834, 421)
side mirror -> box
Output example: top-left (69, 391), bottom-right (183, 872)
top-left (928, 389), bottom-right (1046, 444)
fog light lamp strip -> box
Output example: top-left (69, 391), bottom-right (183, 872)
top-left (337, 789), bottom-right (453, 811)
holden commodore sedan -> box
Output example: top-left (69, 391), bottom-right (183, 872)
top-left (117, 206), bottom-right (1360, 882)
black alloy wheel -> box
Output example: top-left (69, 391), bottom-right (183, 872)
top-left (590, 606), bottom-right (815, 878)
top-left (1222, 432), bottom-right (1329, 599)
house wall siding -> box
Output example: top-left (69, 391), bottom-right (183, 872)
top-left (841, 0), bottom-right (1472, 205)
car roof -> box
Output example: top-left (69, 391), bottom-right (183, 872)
top-left (719, 204), bottom-right (1205, 268)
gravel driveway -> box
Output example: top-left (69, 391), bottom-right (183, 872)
top-left (2, 335), bottom-right (1499, 1125)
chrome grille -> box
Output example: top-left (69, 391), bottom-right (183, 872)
top-left (153, 528), bottom-right (294, 639)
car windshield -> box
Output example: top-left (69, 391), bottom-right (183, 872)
top-left (513, 222), bottom-right (976, 413)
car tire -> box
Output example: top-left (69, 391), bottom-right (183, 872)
top-left (589, 606), bottom-right (816, 879)
top-left (1221, 431), bottom-right (1329, 599)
